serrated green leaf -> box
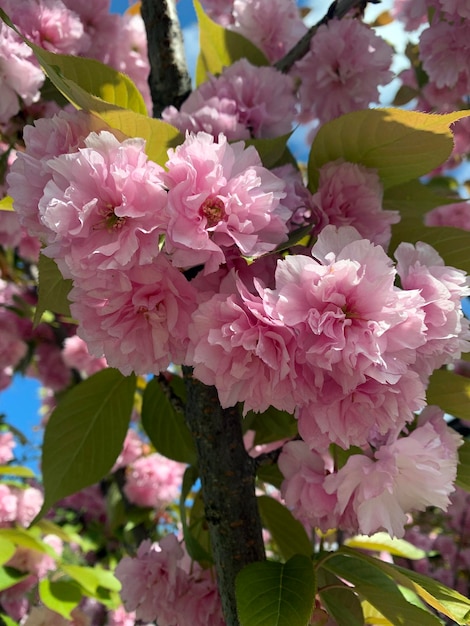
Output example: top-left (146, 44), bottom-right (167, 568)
top-left (236, 555), bottom-right (315, 626)
top-left (0, 566), bottom-right (28, 591)
top-left (345, 533), bottom-right (426, 560)
top-left (0, 538), bottom-right (15, 566)
top-left (39, 579), bottom-right (82, 620)
top-left (0, 196), bottom-right (13, 211)
top-left (194, 0), bottom-right (268, 84)
top-left (0, 466), bottom-right (35, 479)
top-left (426, 369), bottom-right (470, 421)
top-left (308, 108), bottom-right (470, 192)
top-left (34, 254), bottom-right (72, 325)
top-left (457, 440), bottom-right (470, 492)
top-left (258, 495), bottom-right (312, 560)
top-left (62, 565), bottom-right (121, 595)
top-left (38, 369), bottom-right (135, 519)
top-left (341, 547), bottom-right (470, 625)
top-left (141, 377), bottom-right (196, 465)
top-left (95, 110), bottom-right (183, 167)
top-left (0, 9), bottom-right (146, 115)
top-left (322, 552), bottom-right (442, 626)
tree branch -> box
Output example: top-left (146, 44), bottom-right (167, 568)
top-left (275, 0), bottom-right (381, 73)
top-left (182, 367), bottom-right (266, 626)
top-left (140, 0), bottom-right (192, 117)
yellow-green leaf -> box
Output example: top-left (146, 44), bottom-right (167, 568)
top-left (34, 254), bottom-right (72, 325)
top-left (457, 440), bottom-right (470, 493)
top-left (308, 108), bottom-right (470, 192)
top-left (0, 465), bottom-right (35, 479)
top-left (194, 0), bottom-right (268, 84)
top-left (383, 179), bottom-right (462, 218)
top-left (426, 369), bottom-right (470, 421)
top-left (0, 196), bottom-right (13, 211)
top-left (62, 565), bottom-right (121, 595)
top-left (345, 533), bottom-right (426, 560)
top-left (258, 495), bottom-right (312, 560)
top-left (39, 579), bottom-right (82, 620)
top-left (0, 538), bottom-right (15, 566)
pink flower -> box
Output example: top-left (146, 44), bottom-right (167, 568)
top-left (62, 335), bottom-right (108, 376)
top-left (295, 18), bottom-right (393, 124)
top-left (0, 431), bottom-right (16, 464)
top-left (123, 453), bottom-right (185, 510)
top-left (0, 23), bottom-right (44, 124)
top-left (178, 568), bottom-right (225, 626)
top-left (232, 0), bottom-right (307, 63)
top-left (115, 535), bottom-right (190, 624)
top-left (420, 20), bottom-right (470, 91)
top-left (391, 0), bottom-right (430, 31)
top-left (69, 258), bottom-right (198, 376)
top-left (163, 59), bottom-right (297, 140)
top-left (16, 487), bottom-right (44, 527)
top-left (112, 429), bottom-right (144, 472)
top-left (39, 131), bottom-right (168, 279)
top-left (278, 440), bottom-right (338, 532)
top-left (163, 132), bottom-right (289, 274)
top-left (0, 484), bottom-right (17, 526)
top-left (198, 0), bottom-right (235, 26)
top-left (438, 0), bottom-right (470, 19)
top-left (425, 201), bottom-right (470, 231)
top-left (312, 160), bottom-right (399, 248)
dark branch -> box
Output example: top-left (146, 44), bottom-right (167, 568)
top-left (275, 0), bottom-right (381, 73)
top-left (140, 0), bottom-right (192, 117)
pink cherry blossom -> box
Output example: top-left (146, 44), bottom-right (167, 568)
top-left (162, 132), bottom-right (289, 274)
top-left (438, 0), bottom-right (470, 21)
top-left (112, 429), bottom-right (144, 472)
top-left (163, 59), bottom-right (297, 141)
top-left (39, 131), bottom-right (168, 279)
top-left (198, 0), bottom-right (235, 26)
top-left (69, 258), bottom-right (198, 376)
top-left (391, 0), bottom-right (431, 31)
top-left (232, 0), bottom-right (307, 63)
top-left (0, 23), bottom-right (44, 124)
top-left (123, 453), bottom-right (185, 510)
top-left (16, 486), bottom-right (44, 526)
top-left (425, 201), bottom-right (470, 231)
top-left (62, 335), bottom-right (108, 376)
top-left (295, 18), bottom-right (393, 124)
top-left (0, 484), bottom-right (17, 526)
top-left (311, 160), bottom-right (400, 247)
top-left (178, 568), bottom-right (225, 626)
top-left (0, 431), bottom-right (15, 464)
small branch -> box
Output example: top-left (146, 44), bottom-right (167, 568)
top-left (275, 0), bottom-right (381, 73)
top-left (141, 0), bottom-right (192, 117)
top-left (182, 367), bottom-right (266, 626)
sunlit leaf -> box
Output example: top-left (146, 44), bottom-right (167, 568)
top-left (0, 566), bottom-right (28, 591)
top-left (258, 495), bottom-right (312, 560)
top-left (39, 369), bottom-right (135, 518)
top-left (34, 254), bottom-right (72, 325)
top-left (39, 579), bottom-right (82, 620)
top-left (345, 533), bottom-right (426, 560)
top-left (308, 108), bottom-right (470, 191)
top-left (0, 196), bottom-right (13, 211)
top-left (426, 369), bottom-right (470, 421)
top-left (0, 538), bottom-right (15, 566)
top-left (0, 466), bottom-right (35, 479)
top-left (61, 565), bottom-right (121, 595)
top-left (236, 555), bottom-right (316, 626)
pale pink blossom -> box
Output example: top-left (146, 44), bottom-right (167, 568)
top-left (0, 484), bottom-right (18, 526)
top-left (112, 429), bottom-right (144, 472)
top-left (16, 486), bottom-right (44, 527)
top-left (123, 453), bottom-right (185, 509)
top-left (391, 0), bottom-right (431, 30)
top-left (33, 341), bottom-right (71, 391)
top-left (232, 0), bottom-right (307, 63)
top-left (69, 258), bottom-right (198, 376)
top-left (425, 201), bottom-right (470, 231)
top-left (438, 0), bottom-right (470, 20)
top-left (163, 132), bottom-right (289, 274)
top-left (0, 23), bottom-right (44, 124)
top-left (39, 131), bottom-right (167, 279)
top-left (420, 20), bottom-right (470, 91)
top-left (278, 440), bottom-right (338, 531)
top-left (163, 59), bottom-right (297, 140)
top-left (115, 535), bottom-right (190, 624)
top-left (179, 568), bottom-right (225, 626)
top-left (62, 335), bottom-right (108, 376)
top-left (295, 18), bottom-right (393, 124)
top-left (106, 606), bottom-right (147, 626)
top-left (311, 160), bottom-right (399, 247)
top-left (58, 484), bottom-right (106, 523)
top-left (0, 431), bottom-right (15, 464)
top-left (198, 0), bottom-right (235, 26)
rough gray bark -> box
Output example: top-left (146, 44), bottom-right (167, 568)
top-left (182, 367), bottom-right (266, 626)
top-left (141, 0), bottom-right (192, 118)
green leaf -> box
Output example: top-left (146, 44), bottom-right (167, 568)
top-left (34, 254), bottom-right (72, 325)
top-left (0, 9), bottom-right (146, 115)
top-left (426, 369), bottom-right (470, 421)
top-left (194, 0), bottom-right (268, 84)
top-left (179, 466), bottom-right (213, 564)
top-left (245, 133), bottom-right (293, 169)
top-left (0, 538), bottom-right (15, 566)
top-left (0, 567), bottom-right (27, 591)
top-left (308, 108), bottom-right (470, 192)
top-left (258, 495), bottom-right (312, 560)
top-left (317, 568), bottom-right (364, 626)
top-left (341, 547), bottom-right (470, 625)
top-left (257, 463), bottom-right (285, 489)
top-left (0, 529), bottom-right (57, 557)
top-left (95, 110), bottom-right (183, 167)
top-left (390, 222), bottom-right (470, 275)
top-left (345, 533), bottom-right (426, 560)
top-left (0, 196), bottom-right (13, 211)
top-left (383, 179), bottom-right (462, 217)
top-left (0, 465), bottom-right (35, 479)
top-left (141, 377), bottom-right (196, 465)
top-left (322, 552), bottom-right (442, 626)
top-left (62, 565), bottom-right (121, 595)
top-left (457, 440), bottom-right (470, 492)
top-left (0, 613), bottom-right (19, 626)
top-left (39, 369), bottom-right (135, 518)
top-left (236, 554), bottom-right (316, 626)
top-left (39, 579), bottom-right (82, 620)
top-left (245, 407), bottom-right (297, 446)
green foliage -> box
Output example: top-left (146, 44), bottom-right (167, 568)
top-left (194, 0), bottom-right (268, 85)
top-left (236, 554), bottom-right (316, 626)
top-left (426, 369), bottom-right (470, 421)
top-left (0, 566), bottom-right (28, 592)
top-left (345, 533), bottom-right (427, 560)
top-left (245, 407), bottom-right (297, 446)
top-left (141, 376), bottom-right (197, 465)
top-left (317, 569), bottom-right (365, 626)
top-left (0, 466), bottom-right (35, 479)
top-left (308, 108), bottom-right (470, 192)
top-left (0, 538), bottom-right (15, 566)
top-left (0, 196), bottom-right (13, 211)
top-left (34, 254), bottom-right (72, 324)
top-left (39, 369), bottom-right (136, 518)
top-left (245, 134), bottom-right (294, 169)
top-left (257, 495), bottom-right (312, 560)
top-left (39, 579), bottom-right (83, 620)
top-left (456, 440), bottom-right (470, 493)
